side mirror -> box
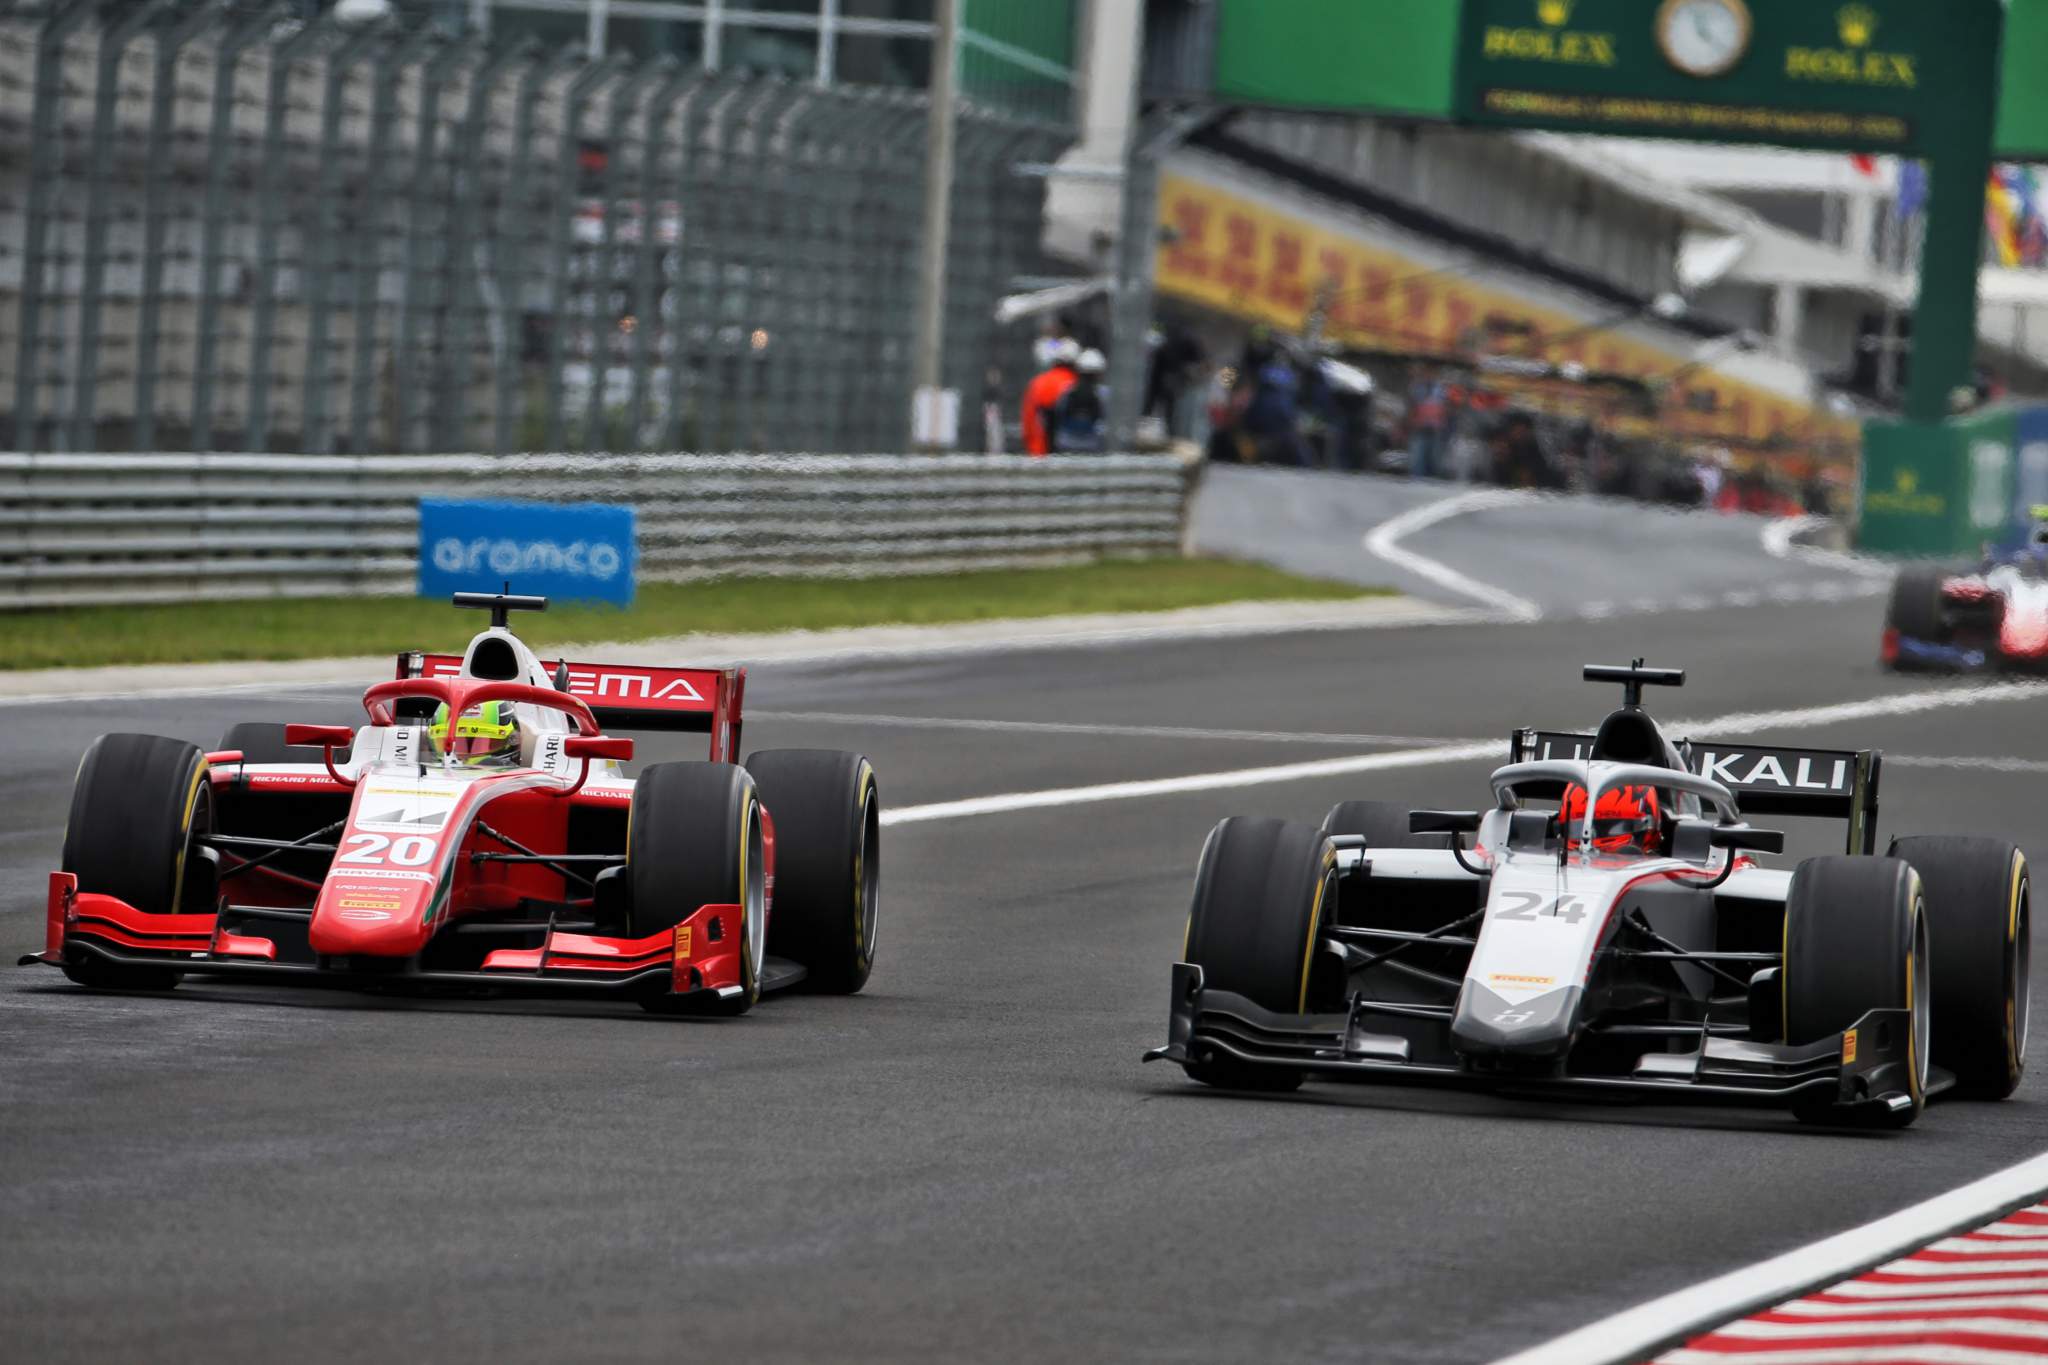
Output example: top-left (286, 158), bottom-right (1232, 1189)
top-left (564, 736), bottom-right (633, 762)
top-left (1711, 823), bottom-right (1785, 855)
top-left (285, 724), bottom-right (356, 750)
top-left (1410, 810), bottom-right (1481, 835)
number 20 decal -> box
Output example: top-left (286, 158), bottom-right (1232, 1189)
top-left (1493, 891), bottom-right (1588, 925)
top-left (337, 832), bottom-right (437, 867)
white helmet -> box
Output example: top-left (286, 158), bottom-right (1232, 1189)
top-left (1077, 348), bottom-right (1107, 375)
top-left (1051, 338), bottom-right (1082, 366)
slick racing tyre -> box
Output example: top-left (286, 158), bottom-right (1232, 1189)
top-left (628, 762), bottom-right (763, 1016)
top-left (1180, 817), bottom-right (1337, 1093)
top-left (744, 749), bottom-right (880, 994)
top-left (1782, 856), bottom-right (1929, 1128)
top-left (60, 734), bottom-right (215, 992)
top-left (218, 721), bottom-right (349, 765)
top-left (1884, 566), bottom-right (1950, 668)
top-left (1320, 799), bottom-right (1450, 851)
top-left (1889, 836), bottom-right (2029, 1099)
top-left (1321, 798), bottom-right (1449, 927)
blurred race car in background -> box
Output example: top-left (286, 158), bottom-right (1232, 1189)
top-left (22, 592), bottom-right (881, 1016)
top-left (1883, 506), bottom-right (2048, 672)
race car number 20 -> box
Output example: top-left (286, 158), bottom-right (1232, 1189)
top-left (337, 832), bottom-right (438, 867)
top-left (1493, 891), bottom-right (1587, 925)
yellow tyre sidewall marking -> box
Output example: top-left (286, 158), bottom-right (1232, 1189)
top-left (169, 759), bottom-right (209, 916)
top-left (2008, 851), bottom-right (2029, 1079)
top-left (852, 764), bottom-right (875, 968)
top-left (1297, 846), bottom-right (1335, 1014)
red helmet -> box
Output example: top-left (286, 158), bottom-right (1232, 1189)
top-left (1561, 783), bottom-right (1663, 855)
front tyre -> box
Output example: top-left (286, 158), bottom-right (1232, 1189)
top-left (60, 733), bottom-right (215, 992)
top-left (1890, 836), bottom-right (2029, 1099)
top-left (1783, 856), bottom-right (1929, 1128)
top-left (743, 749), bottom-right (880, 994)
top-left (1179, 817), bottom-right (1336, 1093)
top-left (627, 762), bottom-right (764, 1016)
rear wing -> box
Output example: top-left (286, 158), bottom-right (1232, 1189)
top-left (401, 653), bottom-right (746, 761)
top-left (1511, 729), bottom-right (1881, 855)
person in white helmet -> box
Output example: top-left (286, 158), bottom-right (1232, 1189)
top-left (1052, 348), bottom-right (1109, 454)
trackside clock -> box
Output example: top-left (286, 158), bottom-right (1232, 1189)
top-left (1655, 0), bottom-right (1754, 78)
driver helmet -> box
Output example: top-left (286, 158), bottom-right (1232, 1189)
top-left (1561, 782), bottom-right (1663, 855)
top-left (429, 700), bottom-right (521, 766)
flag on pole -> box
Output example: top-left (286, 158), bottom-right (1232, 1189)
top-left (1895, 160), bottom-right (1928, 222)
top-left (1987, 166), bottom-right (2025, 267)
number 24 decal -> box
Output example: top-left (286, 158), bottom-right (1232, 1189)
top-left (337, 832), bottom-right (437, 867)
top-left (1493, 891), bottom-right (1588, 925)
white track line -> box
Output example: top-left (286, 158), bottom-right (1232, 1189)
top-left (1362, 490), bottom-right (1545, 621)
top-left (750, 710), bottom-right (1462, 748)
top-left (882, 680), bottom-right (2048, 827)
top-left (1487, 1150), bottom-right (2048, 1365)
top-left (1763, 514), bottom-right (1893, 579)
top-left (1888, 755), bottom-right (2048, 774)
top-left (880, 740), bottom-right (1504, 826)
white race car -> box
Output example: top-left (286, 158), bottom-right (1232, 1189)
top-left (1147, 663), bottom-right (2030, 1127)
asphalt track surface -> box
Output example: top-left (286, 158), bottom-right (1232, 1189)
top-left (5, 493), bottom-right (2046, 1364)
top-left (1192, 464), bottom-right (1883, 614)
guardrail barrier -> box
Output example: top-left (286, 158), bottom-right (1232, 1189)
top-left (0, 452), bottom-right (1195, 608)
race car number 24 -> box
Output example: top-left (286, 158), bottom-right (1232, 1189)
top-left (337, 832), bottom-right (437, 867)
top-left (1493, 891), bottom-right (1587, 925)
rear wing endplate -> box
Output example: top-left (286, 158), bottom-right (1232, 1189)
top-left (1512, 729), bottom-right (1882, 855)
top-left (401, 653), bottom-right (747, 761)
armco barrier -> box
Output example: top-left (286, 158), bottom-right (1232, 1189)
top-left (0, 453), bottom-right (1195, 609)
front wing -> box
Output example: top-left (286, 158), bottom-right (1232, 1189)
top-left (21, 873), bottom-right (804, 1005)
top-left (1144, 964), bottom-right (1931, 1117)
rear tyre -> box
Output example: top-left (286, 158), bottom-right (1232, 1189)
top-left (1889, 836), bottom-right (2029, 1099)
top-left (217, 721), bottom-right (349, 765)
top-left (1180, 817), bottom-right (1336, 1092)
top-left (627, 762), bottom-right (763, 1017)
top-left (743, 749), bottom-right (880, 994)
top-left (60, 734), bottom-right (214, 991)
top-left (1782, 856), bottom-right (1928, 1128)
top-left (1884, 566), bottom-right (1949, 667)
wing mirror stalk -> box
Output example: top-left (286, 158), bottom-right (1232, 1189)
top-left (285, 724), bottom-right (358, 787)
top-left (558, 735), bottom-right (633, 798)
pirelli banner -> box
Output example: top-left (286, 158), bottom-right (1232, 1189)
top-left (1154, 168), bottom-right (1852, 451)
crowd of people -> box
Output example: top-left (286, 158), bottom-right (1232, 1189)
top-left (986, 320), bottom-right (1836, 518)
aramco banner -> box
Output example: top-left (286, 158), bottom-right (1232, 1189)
top-left (418, 499), bottom-right (636, 607)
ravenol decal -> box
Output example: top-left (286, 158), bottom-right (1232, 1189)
top-left (1785, 5), bottom-right (1916, 87)
top-left (1842, 1027), bottom-right (1859, 1064)
top-left (1481, 0), bottom-right (1616, 66)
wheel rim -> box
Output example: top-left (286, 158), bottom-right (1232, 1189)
top-left (1911, 903), bottom-right (1931, 1099)
top-left (2016, 873), bottom-right (2032, 1069)
top-left (746, 801), bottom-right (766, 978)
top-left (856, 786), bottom-right (880, 963)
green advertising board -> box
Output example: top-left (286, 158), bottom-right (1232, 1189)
top-left (1212, 0), bottom-right (1460, 118)
top-left (1455, 0), bottom-right (2002, 154)
top-left (1861, 409), bottom-right (2027, 558)
top-left (1998, 0), bottom-right (2048, 157)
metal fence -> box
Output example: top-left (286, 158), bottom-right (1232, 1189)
top-left (0, 450), bottom-right (1196, 606)
top-left (0, 1), bottom-right (1071, 456)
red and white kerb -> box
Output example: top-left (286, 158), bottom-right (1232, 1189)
top-left (1655, 1202), bottom-right (2048, 1363)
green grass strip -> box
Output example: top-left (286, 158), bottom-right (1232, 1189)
top-left (0, 558), bottom-right (1380, 671)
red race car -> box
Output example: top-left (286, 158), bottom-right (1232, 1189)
top-left (21, 592), bottom-right (880, 1015)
